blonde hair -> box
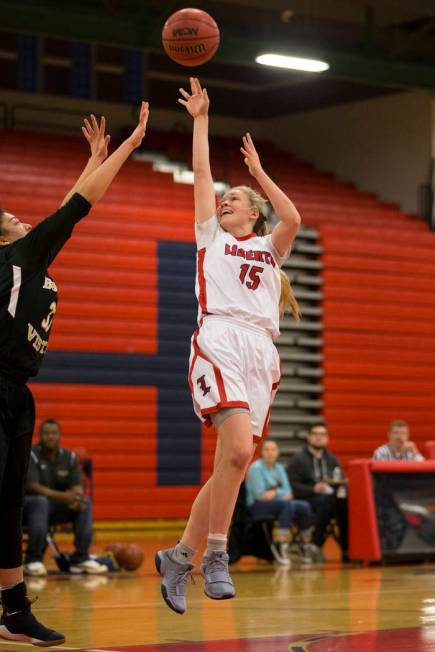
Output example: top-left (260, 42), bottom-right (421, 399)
top-left (235, 186), bottom-right (301, 321)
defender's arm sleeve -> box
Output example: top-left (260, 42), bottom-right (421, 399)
top-left (10, 193), bottom-right (92, 267)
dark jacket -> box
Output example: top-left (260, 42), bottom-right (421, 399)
top-left (287, 447), bottom-right (343, 499)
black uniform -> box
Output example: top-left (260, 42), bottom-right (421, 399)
top-left (26, 444), bottom-right (82, 490)
top-left (0, 193), bottom-right (91, 568)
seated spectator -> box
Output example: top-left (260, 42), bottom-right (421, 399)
top-left (23, 419), bottom-right (107, 576)
top-left (246, 439), bottom-right (314, 566)
top-left (373, 420), bottom-right (424, 461)
top-left (287, 423), bottom-right (348, 562)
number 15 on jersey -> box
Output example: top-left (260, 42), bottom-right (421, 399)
top-left (239, 264), bottom-right (264, 290)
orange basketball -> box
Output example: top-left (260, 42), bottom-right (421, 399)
top-left (162, 8), bottom-right (220, 67)
top-left (105, 543), bottom-right (144, 571)
top-left (105, 542), bottom-right (124, 558)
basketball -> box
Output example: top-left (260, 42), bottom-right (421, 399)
top-left (105, 542), bottom-right (145, 570)
top-left (162, 8), bottom-right (220, 67)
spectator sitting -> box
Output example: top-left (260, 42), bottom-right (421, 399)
top-left (23, 418), bottom-right (107, 577)
top-left (373, 420), bottom-right (424, 461)
top-left (246, 439), bottom-right (314, 566)
top-left (287, 423), bottom-right (348, 563)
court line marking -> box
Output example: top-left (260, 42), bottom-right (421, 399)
top-left (32, 584), bottom-right (435, 612)
top-left (86, 648), bottom-right (124, 651)
top-left (0, 644), bottom-right (80, 650)
top-left (0, 644), bottom-right (123, 652)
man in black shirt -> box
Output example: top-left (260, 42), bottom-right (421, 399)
top-left (287, 423), bottom-right (348, 562)
top-left (0, 103), bottom-right (149, 646)
top-left (24, 419), bottom-right (106, 576)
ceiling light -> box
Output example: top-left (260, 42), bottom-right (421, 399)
top-left (256, 53), bottom-right (329, 73)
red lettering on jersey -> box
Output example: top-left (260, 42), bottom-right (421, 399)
top-left (225, 243), bottom-right (238, 256)
top-left (225, 244), bottom-right (238, 256)
top-left (224, 243), bottom-right (276, 266)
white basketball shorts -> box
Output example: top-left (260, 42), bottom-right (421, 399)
top-left (188, 315), bottom-right (281, 438)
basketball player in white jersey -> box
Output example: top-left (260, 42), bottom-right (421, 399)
top-left (156, 78), bottom-right (301, 614)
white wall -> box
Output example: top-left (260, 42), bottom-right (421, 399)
top-left (266, 91), bottom-right (433, 213)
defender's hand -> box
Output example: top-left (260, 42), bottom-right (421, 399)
top-left (126, 101), bottom-right (150, 149)
top-left (82, 114), bottom-right (111, 161)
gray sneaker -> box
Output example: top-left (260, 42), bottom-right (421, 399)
top-left (200, 551), bottom-right (235, 600)
top-left (300, 543), bottom-right (313, 564)
top-left (155, 549), bottom-right (194, 614)
top-left (309, 544), bottom-right (325, 563)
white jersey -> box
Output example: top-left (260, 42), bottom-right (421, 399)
top-left (195, 216), bottom-right (289, 339)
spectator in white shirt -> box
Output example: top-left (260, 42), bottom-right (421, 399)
top-left (373, 420), bottom-right (424, 461)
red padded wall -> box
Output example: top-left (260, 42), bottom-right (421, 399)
top-left (319, 221), bottom-right (435, 464)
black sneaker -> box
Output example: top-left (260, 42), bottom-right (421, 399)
top-left (0, 600), bottom-right (65, 647)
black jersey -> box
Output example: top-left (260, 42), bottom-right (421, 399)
top-left (0, 193), bottom-right (91, 383)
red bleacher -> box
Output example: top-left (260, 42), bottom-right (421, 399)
top-left (1, 128), bottom-right (433, 518)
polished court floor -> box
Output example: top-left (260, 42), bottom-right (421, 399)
top-left (7, 538), bottom-right (435, 652)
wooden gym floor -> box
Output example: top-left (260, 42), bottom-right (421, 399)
top-left (8, 530), bottom-right (435, 652)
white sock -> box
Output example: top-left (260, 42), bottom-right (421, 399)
top-left (206, 533), bottom-right (227, 554)
top-left (172, 541), bottom-right (196, 564)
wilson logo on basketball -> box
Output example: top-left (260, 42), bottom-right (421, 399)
top-left (197, 374), bottom-right (211, 396)
top-left (169, 43), bottom-right (206, 55)
top-left (172, 27), bottom-right (199, 36)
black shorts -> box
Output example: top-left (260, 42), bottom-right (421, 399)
top-left (0, 375), bottom-right (35, 568)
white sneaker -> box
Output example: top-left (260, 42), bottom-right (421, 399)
top-left (270, 542), bottom-right (291, 566)
top-left (69, 559), bottom-right (109, 575)
top-left (24, 561), bottom-right (48, 577)
top-left (309, 544), bottom-right (325, 563)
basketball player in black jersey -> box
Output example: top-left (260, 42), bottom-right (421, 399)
top-left (0, 102), bottom-right (149, 646)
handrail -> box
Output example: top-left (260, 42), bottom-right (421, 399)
top-left (430, 158), bottom-right (435, 231)
top-left (0, 102), bottom-right (9, 129)
top-left (11, 103), bottom-right (89, 132)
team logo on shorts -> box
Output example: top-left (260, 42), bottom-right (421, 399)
top-left (197, 374), bottom-right (211, 396)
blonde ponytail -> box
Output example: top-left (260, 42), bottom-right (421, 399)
top-left (236, 185), bottom-right (301, 322)
top-left (279, 269), bottom-right (301, 321)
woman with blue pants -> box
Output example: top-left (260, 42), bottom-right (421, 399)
top-left (246, 440), bottom-right (314, 565)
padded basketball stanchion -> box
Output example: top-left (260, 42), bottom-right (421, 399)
top-left (424, 441), bottom-right (435, 459)
top-left (349, 459), bottom-right (435, 563)
top-left (348, 460), bottom-right (381, 563)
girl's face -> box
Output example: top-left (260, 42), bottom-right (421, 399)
top-left (262, 441), bottom-right (279, 466)
top-left (0, 212), bottom-right (32, 247)
top-left (217, 188), bottom-right (258, 233)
